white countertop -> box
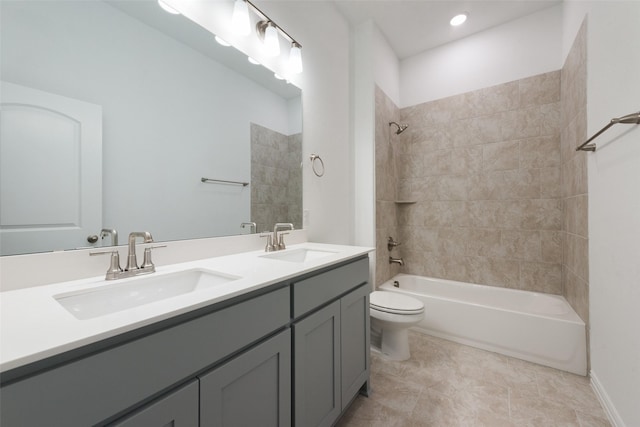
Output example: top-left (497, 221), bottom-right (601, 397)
top-left (0, 242), bottom-right (372, 373)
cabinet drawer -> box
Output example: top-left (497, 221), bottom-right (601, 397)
top-left (0, 286), bottom-right (289, 427)
top-left (110, 379), bottom-right (198, 427)
top-left (292, 257), bottom-right (368, 318)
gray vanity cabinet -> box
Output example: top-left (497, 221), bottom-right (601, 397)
top-left (293, 301), bottom-right (342, 427)
top-left (110, 380), bottom-right (199, 427)
top-left (0, 286), bottom-right (290, 427)
top-left (292, 257), bottom-right (370, 427)
top-left (0, 255), bottom-right (370, 427)
top-left (340, 283), bottom-right (370, 409)
top-left (200, 329), bottom-right (291, 427)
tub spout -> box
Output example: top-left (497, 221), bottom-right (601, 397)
top-left (389, 256), bottom-right (404, 266)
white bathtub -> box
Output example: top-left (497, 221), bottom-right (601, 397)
top-left (379, 274), bottom-right (587, 375)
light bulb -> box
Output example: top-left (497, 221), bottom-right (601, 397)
top-left (231, 0), bottom-right (250, 36)
top-left (263, 23), bottom-right (280, 57)
top-left (158, 0), bottom-right (180, 15)
top-left (288, 43), bottom-right (302, 74)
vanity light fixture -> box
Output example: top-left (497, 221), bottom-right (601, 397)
top-left (258, 21), bottom-right (280, 57)
top-left (289, 42), bottom-right (303, 74)
top-left (215, 36), bottom-right (231, 47)
top-left (229, 0), bottom-right (303, 73)
top-left (231, 0), bottom-right (251, 35)
top-left (157, 0), bottom-right (180, 15)
top-left (450, 13), bottom-right (468, 26)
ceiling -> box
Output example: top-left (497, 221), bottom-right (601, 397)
top-left (333, 0), bottom-right (561, 59)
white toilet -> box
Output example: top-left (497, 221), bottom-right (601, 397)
top-left (370, 291), bottom-right (425, 361)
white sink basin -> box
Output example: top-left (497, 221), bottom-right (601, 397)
top-left (54, 269), bottom-right (241, 320)
top-left (260, 248), bottom-right (338, 263)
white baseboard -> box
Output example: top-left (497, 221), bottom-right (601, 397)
top-left (590, 370), bottom-right (626, 427)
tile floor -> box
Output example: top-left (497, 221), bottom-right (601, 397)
top-left (337, 332), bottom-right (611, 427)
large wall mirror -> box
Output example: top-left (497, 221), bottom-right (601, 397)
top-left (0, 0), bottom-right (302, 256)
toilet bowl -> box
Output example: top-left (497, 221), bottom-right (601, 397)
top-left (370, 291), bottom-right (425, 361)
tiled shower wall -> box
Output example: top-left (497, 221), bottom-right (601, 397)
top-left (393, 71), bottom-right (564, 293)
top-left (561, 22), bottom-right (589, 323)
top-left (375, 86), bottom-right (401, 285)
top-left (251, 123), bottom-right (302, 233)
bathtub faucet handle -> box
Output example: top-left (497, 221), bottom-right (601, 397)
top-left (388, 237), bottom-right (401, 251)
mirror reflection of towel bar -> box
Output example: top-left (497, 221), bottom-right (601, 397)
top-left (201, 177), bottom-right (249, 187)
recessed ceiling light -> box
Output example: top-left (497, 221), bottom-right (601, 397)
top-left (248, 57), bottom-right (261, 65)
top-left (450, 13), bottom-right (468, 27)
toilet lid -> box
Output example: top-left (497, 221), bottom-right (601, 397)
top-left (370, 291), bottom-right (424, 315)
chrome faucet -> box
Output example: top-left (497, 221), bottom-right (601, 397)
top-left (389, 256), bottom-right (404, 266)
top-left (126, 231), bottom-right (154, 272)
top-left (100, 228), bottom-right (119, 246)
top-left (90, 231), bottom-right (164, 280)
top-left (272, 223), bottom-right (294, 251)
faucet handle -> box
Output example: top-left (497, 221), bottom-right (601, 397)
top-left (260, 233), bottom-right (276, 252)
top-left (90, 250), bottom-right (123, 280)
top-left (277, 232), bottom-right (290, 250)
top-left (140, 245), bottom-right (166, 270)
top-left (387, 237), bottom-right (401, 251)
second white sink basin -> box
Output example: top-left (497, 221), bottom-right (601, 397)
top-left (54, 269), bottom-right (241, 320)
top-left (260, 248), bottom-right (338, 263)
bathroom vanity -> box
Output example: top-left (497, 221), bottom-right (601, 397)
top-left (0, 244), bottom-right (371, 427)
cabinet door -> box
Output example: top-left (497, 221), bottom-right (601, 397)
top-left (110, 380), bottom-right (198, 427)
top-left (340, 284), bottom-right (370, 408)
top-left (293, 301), bottom-right (341, 427)
top-left (200, 329), bottom-right (291, 427)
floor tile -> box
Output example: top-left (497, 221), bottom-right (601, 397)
top-left (338, 331), bottom-right (611, 427)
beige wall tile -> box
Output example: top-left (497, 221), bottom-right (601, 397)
top-left (563, 266), bottom-right (589, 323)
top-left (520, 135), bottom-right (561, 168)
top-left (391, 73), bottom-right (566, 292)
top-left (422, 149), bottom-right (453, 176)
top-left (520, 262), bottom-right (562, 294)
top-left (560, 20), bottom-right (589, 326)
top-left (483, 141), bottom-right (520, 171)
top-left (564, 195), bottom-right (589, 238)
top-left (463, 80), bottom-right (520, 117)
top-left (519, 71), bottom-right (561, 107)
top-left (564, 233), bottom-right (589, 282)
top-left (562, 153), bottom-right (588, 197)
top-left (522, 199), bottom-right (562, 230)
top-left (474, 257), bottom-right (520, 288)
top-left (541, 230), bottom-right (563, 263)
top-left (451, 146), bottom-right (483, 175)
top-left (501, 230), bottom-right (542, 261)
top-left (465, 228), bottom-right (504, 258)
top-left (540, 167), bottom-right (562, 198)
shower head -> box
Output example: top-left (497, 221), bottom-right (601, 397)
top-left (389, 121), bottom-right (409, 135)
